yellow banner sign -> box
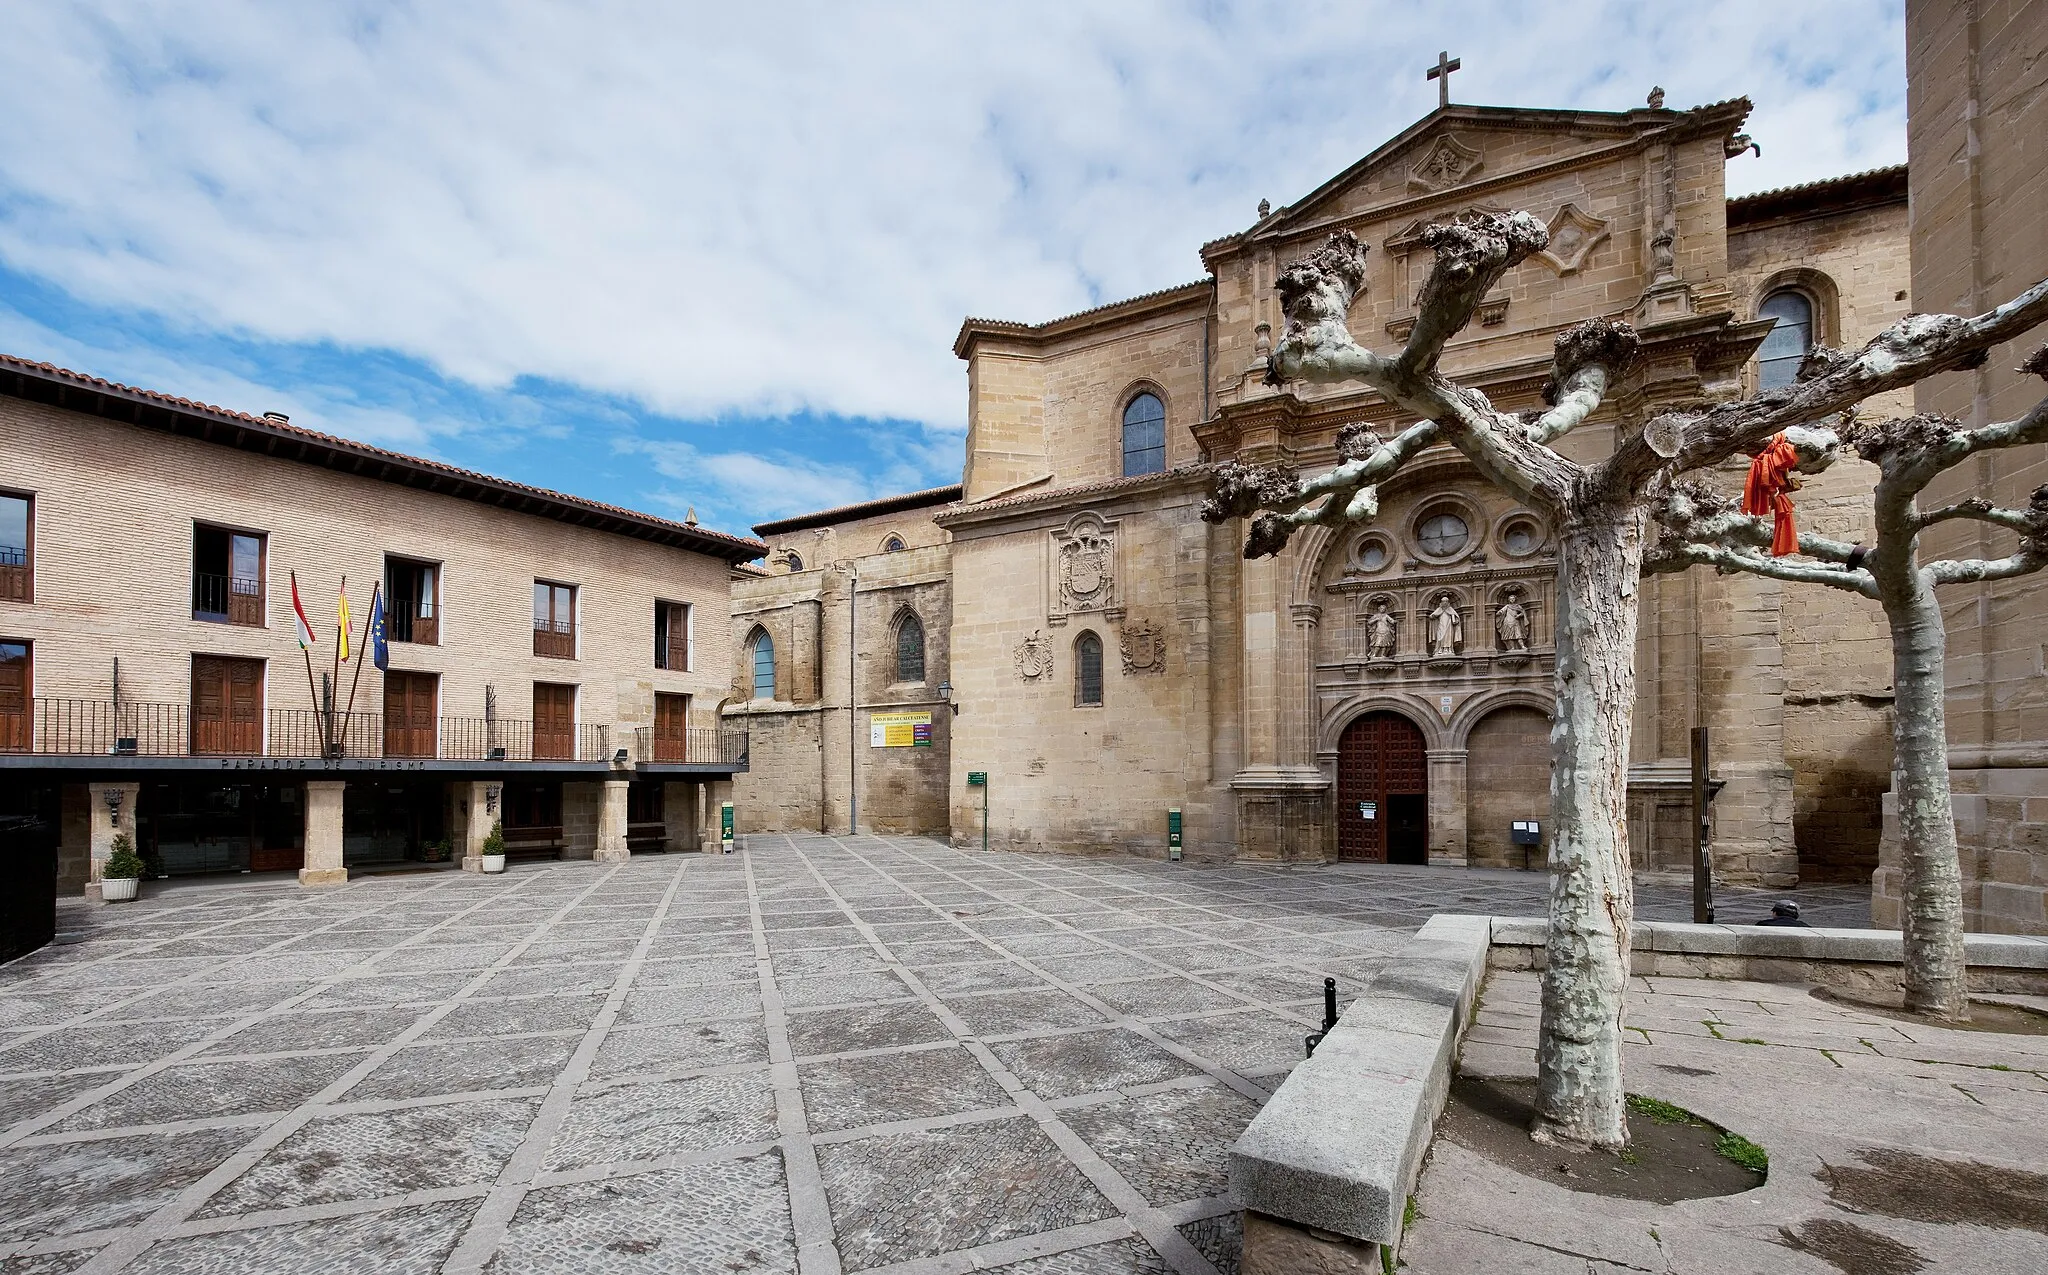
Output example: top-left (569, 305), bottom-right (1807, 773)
top-left (869, 711), bottom-right (933, 748)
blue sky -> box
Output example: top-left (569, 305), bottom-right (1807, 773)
top-left (0, 2), bottom-right (1908, 543)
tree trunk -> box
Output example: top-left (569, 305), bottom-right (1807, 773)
top-left (1533, 502), bottom-right (1644, 1150)
top-left (1882, 563), bottom-right (1969, 1018)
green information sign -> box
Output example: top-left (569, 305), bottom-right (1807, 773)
top-left (720, 800), bottom-right (734, 853)
top-left (967, 772), bottom-right (989, 852)
top-left (967, 772), bottom-right (987, 786)
top-left (1168, 807), bottom-right (1183, 861)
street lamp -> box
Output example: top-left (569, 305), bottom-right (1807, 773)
top-left (937, 679), bottom-right (958, 716)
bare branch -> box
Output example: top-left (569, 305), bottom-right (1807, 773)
top-left (1649, 477), bottom-right (1862, 564)
top-left (1921, 483), bottom-right (2048, 585)
top-left (1610, 277), bottom-right (2048, 485)
top-left (1529, 319), bottom-right (1640, 445)
top-left (1264, 231), bottom-right (1385, 388)
top-left (1915, 498), bottom-right (2036, 534)
top-left (1645, 539), bottom-right (1878, 596)
top-left (1927, 547), bottom-right (2048, 585)
top-left (1957, 390), bottom-right (2048, 455)
top-left (1397, 212), bottom-right (1549, 378)
top-left (1199, 420), bottom-right (1444, 559)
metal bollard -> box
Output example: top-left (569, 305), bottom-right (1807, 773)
top-left (1303, 977), bottom-right (1340, 1058)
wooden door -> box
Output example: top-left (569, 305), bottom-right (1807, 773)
top-left (0, 642), bottom-right (28, 752)
top-left (1336, 711), bottom-right (1428, 863)
top-left (192, 656), bottom-right (263, 755)
top-left (383, 671), bottom-right (438, 758)
top-left (533, 682), bottom-right (575, 760)
top-left (653, 692), bottom-right (689, 762)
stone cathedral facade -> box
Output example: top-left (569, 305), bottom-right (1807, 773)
top-left (733, 93), bottom-right (1947, 903)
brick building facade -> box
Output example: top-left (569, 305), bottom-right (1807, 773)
top-left (0, 356), bottom-right (760, 898)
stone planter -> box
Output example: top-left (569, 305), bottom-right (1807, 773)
top-left (482, 854), bottom-right (507, 875)
top-left (101, 877), bottom-right (140, 902)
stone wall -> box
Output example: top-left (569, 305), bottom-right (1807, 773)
top-left (1897, 0), bottom-right (2048, 933)
top-left (1465, 707), bottom-right (1548, 869)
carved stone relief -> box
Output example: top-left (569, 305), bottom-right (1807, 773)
top-left (1408, 135), bottom-right (1483, 192)
top-left (1535, 203), bottom-right (1612, 275)
top-left (1052, 513), bottom-right (1119, 619)
top-left (1013, 631), bottom-right (1054, 681)
top-left (1119, 620), bottom-right (1167, 674)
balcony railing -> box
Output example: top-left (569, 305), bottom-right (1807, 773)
top-left (192, 573), bottom-right (263, 626)
top-left (386, 599), bottom-right (439, 646)
top-left (533, 620), bottom-right (575, 659)
top-left (0, 547), bottom-right (26, 603)
top-left (11, 698), bottom-right (622, 765)
top-left (633, 726), bottom-right (750, 768)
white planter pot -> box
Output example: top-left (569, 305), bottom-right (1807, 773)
top-left (101, 877), bottom-right (139, 902)
top-left (482, 854), bottom-right (507, 875)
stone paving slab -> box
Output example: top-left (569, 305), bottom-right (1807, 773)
top-left (1404, 968), bottom-right (2048, 1274)
top-left (0, 836), bottom-right (1876, 1274)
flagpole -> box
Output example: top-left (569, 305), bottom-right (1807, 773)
top-left (329, 574), bottom-right (346, 756)
top-left (292, 570), bottom-right (322, 747)
top-left (342, 582), bottom-right (378, 723)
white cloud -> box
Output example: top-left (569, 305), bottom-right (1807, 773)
top-left (0, 2), bottom-right (1905, 431)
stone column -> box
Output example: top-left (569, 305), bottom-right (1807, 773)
top-left (1426, 749), bottom-right (1469, 867)
top-left (301, 781), bottom-right (347, 888)
top-left (1285, 604), bottom-right (1322, 767)
top-left (84, 781), bottom-right (142, 903)
top-left (664, 780), bottom-right (702, 852)
top-left (457, 780), bottom-right (503, 873)
top-left (597, 779), bottom-right (631, 862)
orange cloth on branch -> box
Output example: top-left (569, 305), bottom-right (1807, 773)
top-left (1743, 432), bottom-right (1803, 557)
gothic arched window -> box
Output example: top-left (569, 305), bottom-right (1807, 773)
top-left (895, 612), bottom-right (926, 683)
top-left (1075, 631), bottom-right (1104, 706)
top-left (1121, 392), bottom-right (1166, 477)
top-left (883, 535), bottom-right (907, 552)
top-left (1757, 289), bottom-right (1815, 390)
top-left (749, 628), bottom-right (776, 700)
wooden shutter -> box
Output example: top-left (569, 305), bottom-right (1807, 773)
top-left (0, 643), bottom-right (28, 752)
top-left (384, 671), bottom-right (438, 758)
top-left (533, 683), bottom-right (574, 759)
top-left (193, 656), bottom-right (262, 755)
top-left (654, 692), bottom-right (689, 762)
top-left (226, 659), bottom-right (263, 754)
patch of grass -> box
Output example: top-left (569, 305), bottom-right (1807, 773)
top-left (1626, 1094), bottom-right (1700, 1126)
top-left (1702, 1020), bottom-right (1727, 1040)
top-left (1736, 1037), bottom-right (1769, 1046)
top-left (1818, 1048), bottom-right (1842, 1068)
top-left (1381, 1240), bottom-right (1396, 1275)
top-left (1626, 1025), bottom-right (1653, 1043)
top-left (1403, 1196), bottom-right (1418, 1228)
top-left (1912, 1058), bottom-right (2012, 1071)
top-left (1715, 1132), bottom-right (1769, 1173)
top-left (1618, 1147), bottom-right (1640, 1165)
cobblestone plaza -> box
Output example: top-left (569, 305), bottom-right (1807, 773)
top-left (0, 837), bottom-right (1867, 1274)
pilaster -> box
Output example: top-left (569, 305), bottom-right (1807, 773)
top-left (84, 781), bottom-right (142, 903)
top-left (1426, 749), bottom-right (1469, 866)
top-left (597, 779), bottom-right (631, 862)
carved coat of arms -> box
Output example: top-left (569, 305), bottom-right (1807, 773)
top-left (1119, 621), bottom-right (1166, 674)
top-left (1059, 532), bottom-right (1116, 612)
top-left (1013, 631), bottom-right (1054, 681)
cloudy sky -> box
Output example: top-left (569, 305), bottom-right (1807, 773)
top-left (0, 2), bottom-right (1908, 538)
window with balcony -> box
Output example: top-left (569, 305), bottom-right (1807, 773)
top-left (654, 600), bottom-right (691, 670)
top-left (533, 580), bottom-right (576, 658)
top-left (0, 492), bottom-right (30, 603)
top-left (192, 525), bottom-right (265, 626)
top-left (385, 557), bottom-right (439, 645)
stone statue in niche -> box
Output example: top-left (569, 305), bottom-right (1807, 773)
top-left (1496, 587), bottom-right (1531, 652)
top-left (1365, 601), bottom-right (1398, 660)
top-left (1013, 631), bottom-right (1053, 681)
top-left (1428, 593), bottom-right (1463, 658)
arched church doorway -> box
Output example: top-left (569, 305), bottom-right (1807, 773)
top-left (1338, 711), bottom-right (1428, 864)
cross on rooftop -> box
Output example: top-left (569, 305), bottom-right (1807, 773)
top-left (1426, 50), bottom-right (1461, 109)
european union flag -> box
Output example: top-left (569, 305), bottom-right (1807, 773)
top-left (369, 589), bottom-right (389, 671)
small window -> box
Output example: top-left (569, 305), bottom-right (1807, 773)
top-left (895, 612), bottom-right (926, 682)
top-left (655, 601), bottom-right (691, 670)
top-left (533, 581), bottom-right (576, 659)
top-left (784, 551), bottom-right (804, 572)
top-left (192, 524), bottom-right (265, 626)
top-left (1757, 290), bottom-right (1814, 390)
top-left (1416, 512), bottom-right (1469, 558)
top-left (1122, 392), bottom-right (1166, 477)
top-left (385, 556), bottom-right (439, 645)
top-left (1075, 631), bottom-right (1104, 706)
top-left (1499, 518), bottom-right (1543, 557)
top-left (883, 535), bottom-right (907, 553)
top-left (0, 492), bottom-right (30, 603)
top-left (750, 629), bottom-right (776, 700)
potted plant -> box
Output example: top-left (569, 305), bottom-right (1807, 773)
top-left (482, 821), bottom-right (507, 874)
top-left (421, 837), bottom-right (449, 864)
top-left (101, 833), bottom-right (144, 902)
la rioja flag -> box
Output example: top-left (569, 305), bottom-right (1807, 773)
top-left (290, 572), bottom-right (317, 649)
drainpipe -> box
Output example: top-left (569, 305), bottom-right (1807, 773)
top-left (847, 562), bottom-right (859, 835)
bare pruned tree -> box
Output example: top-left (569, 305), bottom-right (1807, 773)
top-left (1648, 350), bottom-right (2048, 1021)
top-left (1204, 211), bottom-right (2048, 1148)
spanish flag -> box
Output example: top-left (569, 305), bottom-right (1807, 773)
top-left (337, 582), bottom-right (352, 662)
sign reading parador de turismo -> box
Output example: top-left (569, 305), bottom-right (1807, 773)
top-left (869, 711), bottom-right (933, 748)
